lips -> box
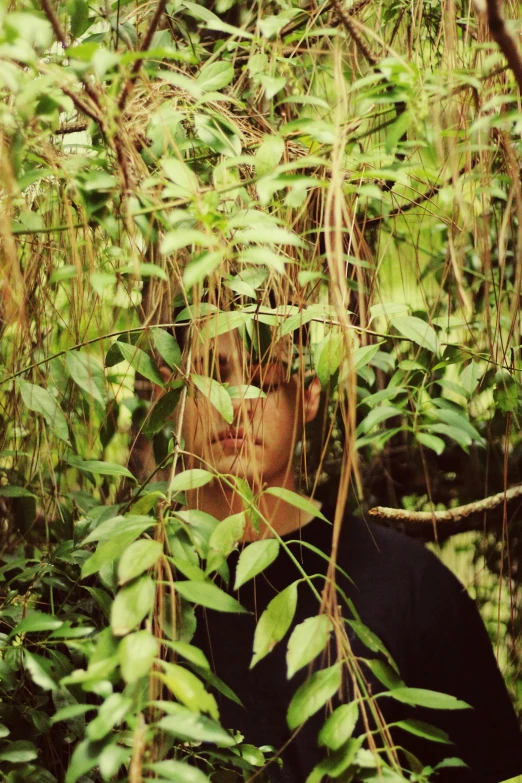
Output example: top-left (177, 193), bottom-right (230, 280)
top-left (213, 428), bottom-right (261, 445)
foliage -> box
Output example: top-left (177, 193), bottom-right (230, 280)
top-left (1, 0), bottom-right (522, 780)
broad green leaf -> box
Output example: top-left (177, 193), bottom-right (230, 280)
top-left (263, 486), bottom-right (327, 521)
top-left (286, 614), bottom-right (332, 678)
top-left (357, 406), bottom-right (403, 435)
top-left (148, 760), bottom-right (211, 783)
top-left (352, 342), bottom-right (385, 372)
top-left (152, 329), bottom-right (181, 369)
top-left (196, 61), bottom-right (234, 91)
top-left (66, 350), bottom-right (106, 405)
top-left (392, 718), bottom-right (450, 744)
top-left (72, 459), bottom-right (135, 480)
top-left (255, 134), bottom-right (285, 178)
top-left (227, 384), bottom-right (266, 400)
top-left (118, 539), bottom-right (163, 584)
top-left (233, 226), bottom-right (304, 247)
top-left (111, 575), bottom-right (156, 636)
top-left (318, 702), bottom-right (359, 750)
top-left (431, 408), bottom-right (482, 441)
top-left (191, 373), bottom-right (234, 424)
top-left (234, 538), bottom-right (279, 589)
top-left (363, 658), bottom-right (403, 690)
top-left (157, 704), bottom-right (236, 746)
top-left (24, 650), bottom-right (57, 690)
top-left (345, 620), bottom-right (398, 672)
top-left (83, 514), bottom-right (154, 544)
top-left (0, 725), bottom-right (8, 738)
top-left (50, 704), bottom-right (92, 725)
top-left (12, 612), bottom-right (63, 636)
top-left (199, 310), bottom-right (251, 341)
top-left (162, 157), bottom-right (198, 192)
top-left (0, 485), bottom-right (35, 498)
top-left (144, 387), bottom-right (181, 436)
top-left (117, 341), bottom-right (165, 387)
top-left (164, 640), bottom-right (210, 669)
top-left (195, 113), bottom-right (242, 157)
top-left (384, 687), bottom-right (470, 710)
top-left (259, 75), bottom-right (286, 99)
top-left (206, 511), bottom-right (246, 574)
top-left (251, 582), bottom-right (298, 668)
top-left (65, 739), bottom-right (99, 783)
top-left (314, 332), bottom-right (344, 387)
top-left (390, 315), bottom-right (439, 355)
top-left (119, 629), bottom-right (159, 682)
top-left (170, 468), bottom-right (214, 493)
top-left (183, 250), bottom-right (224, 290)
top-left (416, 432), bottom-right (445, 455)
top-left (174, 580), bottom-right (248, 613)
top-left (460, 361), bottom-right (482, 397)
top-left (158, 661), bottom-right (218, 717)
top-left (287, 663), bottom-right (342, 730)
top-left (19, 381), bottom-right (69, 443)
top-left (0, 740), bottom-right (38, 764)
top-left (86, 693), bottom-right (132, 741)
top-left (161, 229), bottom-right (214, 254)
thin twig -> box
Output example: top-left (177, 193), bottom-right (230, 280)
top-left (330, 0), bottom-right (378, 66)
top-left (483, 0), bottom-right (522, 94)
top-left (117, 0), bottom-right (169, 112)
top-left (370, 484), bottom-right (522, 523)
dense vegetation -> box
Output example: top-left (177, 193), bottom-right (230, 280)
top-left (1, 0), bottom-right (522, 780)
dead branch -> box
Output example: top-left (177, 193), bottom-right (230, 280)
top-left (370, 483), bottom-right (522, 522)
top-left (483, 0), bottom-right (522, 94)
top-left (55, 122), bottom-right (89, 135)
top-left (117, 0), bottom-right (169, 113)
top-left (330, 0), bottom-right (378, 66)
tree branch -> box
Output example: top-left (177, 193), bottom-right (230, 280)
top-left (483, 0), bottom-right (522, 94)
top-left (370, 483), bottom-right (522, 523)
top-left (330, 0), bottom-right (378, 66)
top-left (117, 0), bottom-right (169, 112)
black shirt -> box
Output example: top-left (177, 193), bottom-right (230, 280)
top-left (193, 507), bottom-right (522, 782)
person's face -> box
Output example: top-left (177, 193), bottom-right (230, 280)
top-left (181, 331), bottom-right (320, 489)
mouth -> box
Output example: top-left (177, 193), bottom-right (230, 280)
top-left (213, 428), bottom-right (261, 448)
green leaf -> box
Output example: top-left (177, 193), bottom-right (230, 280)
top-left (255, 134), bottom-right (285, 178)
top-left (259, 75), bottom-right (286, 99)
top-left (430, 408), bottom-right (482, 441)
top-left (318, 702), bottom-right (359, 750)
top-left (12, 612), bottom-right (63, 635)
top-left (51, 704), bottom-right (92, 725)
top-left (83, 514), bottom-right (154, 544)
top-left (392, 718), bottom-right (450, 744)
top-left (86, 693), bottom-right (132, 741)
top-left (71, 459), bottom-right (135, 480)
top-left (144, 387), bottom-right (181, 436)
top-left (117, 341), bottom-right (165, 387)
top-left (352, 342), bottom-right (385, 372)
top-left (251, 582), bottom-right (298, 668)
top-left (263, 487), bottom-right (327, 521)
top-left (286, 614), bottom-right (332, 679)
top-left (199, 310), bottom-right (251, 341)
top-left (118, 539), bottom-right (163, 584)
top-left (161, 229), bottom-right (214, 254)
top-left (460, 361), bottom-right (482, 397)
top-left (314, 332), bottom-right (344, 387)
top-left (170, 468), bottom-right (214, 493)
top-left (152, 329), bottom-right (181, 369)
top-left (148, 760), bottom-right (211, 783)
top-left (111, 575), bottom-right (156, 636)
top-left (65, 739), bottom-right (99, 783)
top-left (390, 315), bottom-right (439, 354)
top-left (24, 650), bottom-right (57, 690)
top-left (19, 380), bottom-right (69, 443)
top-left (0, 724), bottom-right (9, 738)
top-left (119, 629), bottom-right (159, 682)
top-left (196, 61), bottom-right (234, 92)
top-left (183, 250), bottom-right (224, 290)
top-left (191, 373), bottom-right (234, 424)
top-left (195, 114), bottom-right (242, 157)
top-left (162, 158), bottom-right (198, 193)
top-left (234, 539), bottom-right (279, 589)
top-left (416, 432), bottom-right (445, 455)
top-left (206, 511), bottom-right (246, 573)
top-left (174, 580), bottom-right (248, 613)
top-left (157, 703), bottom-right (236, 745)
top-left (164, 640), bottom-right (210, 669)
top-left (0, 740), bottom-right (38, 763)
top-left (357, 405), bottom-right (403, 436)
top-left (158, 662), bottom-right (218, 717)
top-left (385, 687), bottom-right (471, 710)
top-left (287, 663), bottom-right (342, 730)
top-left (0, 485), bottom-right (35, 498)
top-left (233, 226), bottom-right (304, 247)
top-left (66, 350), bottom-right (106, 405)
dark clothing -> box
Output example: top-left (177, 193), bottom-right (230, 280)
top-left (194, 507), bottom-right (522, 782)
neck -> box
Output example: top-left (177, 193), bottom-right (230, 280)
top-left (188, 472), bottom-right (317, 541)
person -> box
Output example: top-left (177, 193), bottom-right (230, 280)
top-left (178, 325), bottom-right (522, 783)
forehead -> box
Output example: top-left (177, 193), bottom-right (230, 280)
top-left (191, 330), bottom-right (291, 367)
